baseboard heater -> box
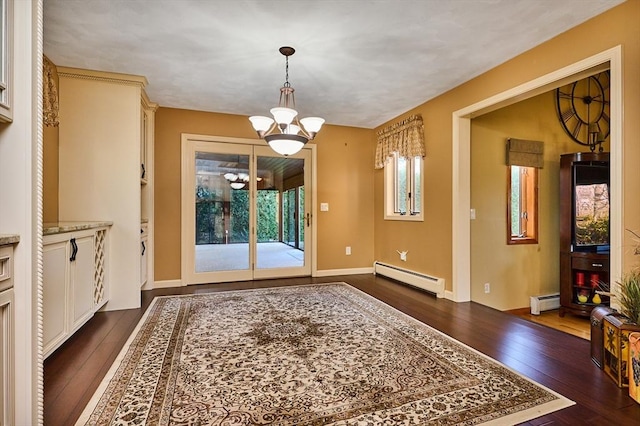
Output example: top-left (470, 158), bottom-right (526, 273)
top-left (529, 293), bottom-right (560, 315)
top-left (373, 261), bottom-right (445, 298)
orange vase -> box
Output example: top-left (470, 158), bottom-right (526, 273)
top-left (629, 332), bottom-right (640, 404)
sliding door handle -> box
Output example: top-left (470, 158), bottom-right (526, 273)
top-left (306, 213), bottom-right (310, 227)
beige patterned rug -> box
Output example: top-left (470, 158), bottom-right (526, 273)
top-left (76, 283), bottom-right (573, 425)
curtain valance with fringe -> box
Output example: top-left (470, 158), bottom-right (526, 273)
top-left (43, 55), bottom-right (59, 127)
top-left (374, 115), bottom-right (425, 169)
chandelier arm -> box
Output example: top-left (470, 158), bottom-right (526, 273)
top-left (254, 120), bottom-right (278, 139)
top-left (292, 117), bottom-right (312, 139)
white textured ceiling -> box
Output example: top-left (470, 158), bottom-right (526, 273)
top-left (43, 0), bottom-right (624, 129)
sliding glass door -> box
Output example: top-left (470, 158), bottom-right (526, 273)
top-left (254, 146), bottom-right (310, 278)
top-left (182, 139), bottom-right (311, 284)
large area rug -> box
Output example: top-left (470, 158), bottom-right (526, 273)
top-left (77, 283), bottom-right (573, 425)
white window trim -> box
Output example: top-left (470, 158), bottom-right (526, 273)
top-left (383, 153), bottom-right (424, 221)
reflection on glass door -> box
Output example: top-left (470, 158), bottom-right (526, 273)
top-left (194, 150), bottom-right (251, 273)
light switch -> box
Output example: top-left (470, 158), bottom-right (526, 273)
top-left (470, 208), bottom-right (476, 220)
top-left (320, 203), bottom-right (329, 212)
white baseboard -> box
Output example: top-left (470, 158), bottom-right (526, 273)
top-left (444, 290), bottom-right (455, 301)
top-left (146, 279), bottom-right (183, 290)
top-left (314, 267), bottom-right (374, 277)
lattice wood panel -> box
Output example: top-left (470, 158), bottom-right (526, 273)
top-left (94, 229), bottom-right (106, 305)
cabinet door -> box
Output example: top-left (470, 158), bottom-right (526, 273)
top-left (43, 241), bottom-right (69, 356)
top-left (0, 287), bottom-right (14, 426)
top-left (140, 236), bottom-right (148, 287)
top-left (70, 235), bottom-right (95, 332)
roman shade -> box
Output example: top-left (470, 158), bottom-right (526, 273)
top-left (375, 114), bottom-right (425, 169)
top-left (507, 138), bottom-right (544, 168)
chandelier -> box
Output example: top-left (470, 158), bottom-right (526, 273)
top-left (249, 46), bottom-right (324, 156)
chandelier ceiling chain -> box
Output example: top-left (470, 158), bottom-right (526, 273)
top-left (249, 46), bottom-right (325, 156)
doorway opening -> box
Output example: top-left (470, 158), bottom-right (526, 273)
top-left (452, 46), bottom-right (622, 309)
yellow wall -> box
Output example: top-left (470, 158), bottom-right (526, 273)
top-left (470, 90), bottom-right (608, 310)
top-left (154, 107), bottom-right (375, 281)
top-left (374, 0), bottom-right (639, 301)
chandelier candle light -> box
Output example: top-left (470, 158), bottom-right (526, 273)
top-left (249, 47), bottom-right (325, 156)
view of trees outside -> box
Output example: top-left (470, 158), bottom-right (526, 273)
top-left (256, 190), bottom-right (279, 242)
top-left (396, 156), bottom-right (407, 213)
top-left (298, 188), bottom-right (305, 248)
top-left (510, 166), bottom-right (521, 236)
top-left (195, 186), bottom-right (281, 244)
top-left (195, 185), bottom-right (223, 244)
top-left (283, 189), bottom-right (295, 245)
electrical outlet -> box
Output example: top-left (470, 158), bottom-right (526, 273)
top-left (346, 246), bottom-right (351, 255)
top-left (484, 282), bottom-right (490, 293)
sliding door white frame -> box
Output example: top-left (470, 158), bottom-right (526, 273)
top-left (180, 134), bottom-right (317, 285)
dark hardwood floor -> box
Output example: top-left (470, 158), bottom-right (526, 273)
top-left (44, 274), bottom-right (640, 425)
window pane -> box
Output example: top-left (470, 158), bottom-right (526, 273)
top-left (412, 156), bottom-right (421, 214)
top-left (298, 187), bottom-right (305, 249)
top-left (396, 155), bottom-right (407, 213)
top-left (508, 165), bottom-right (538, 244)
top-left (510, 166), bottom-right (521, 236)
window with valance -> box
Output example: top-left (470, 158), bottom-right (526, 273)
top-left (375, 114), bottom-right (425, 169)
top-left (376, 115), bottom-right (426, 221)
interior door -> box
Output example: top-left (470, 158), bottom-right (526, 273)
top-left (182, 139), bottom-right (311, 284)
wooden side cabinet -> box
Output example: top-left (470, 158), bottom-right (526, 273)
top-left (559, 152), bottom-right (610, 318)
top-left (560, 251), bottom-right (610, 317)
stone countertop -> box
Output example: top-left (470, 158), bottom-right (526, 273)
top-left (0, 234), bottom-right (20, 246)
top-left (43, 221), bottom-right (113, 236)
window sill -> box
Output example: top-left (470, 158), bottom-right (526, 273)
top-left (507, 237), bottom-right (538, 245)
top-left (384, 214), bottom-right (424, 222)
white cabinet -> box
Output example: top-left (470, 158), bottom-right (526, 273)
top-left (42, 239), bottom-right (68, 355)
top-left (0, 243), bottom-right (14, 426)
top-left (57, 67), bottom-right (155, 308)
top-left (0, 0), bottom-right (13, 123)
top-left (43, 226), bottom-right (109, 358)
top-left (140, 224), bottom-right (148, 287)
top-left (140, 92), bottom-right (156, 290)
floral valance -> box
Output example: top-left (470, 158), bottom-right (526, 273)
top-left (374, 114), bottom-right (425, 169)
top-left (43, 55), bottom-right (59, 127)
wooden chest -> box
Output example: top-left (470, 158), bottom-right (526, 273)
top-left (603, 314), bottom-right (640, 387)
top-left (591, 306), bottom-right (616, 369)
